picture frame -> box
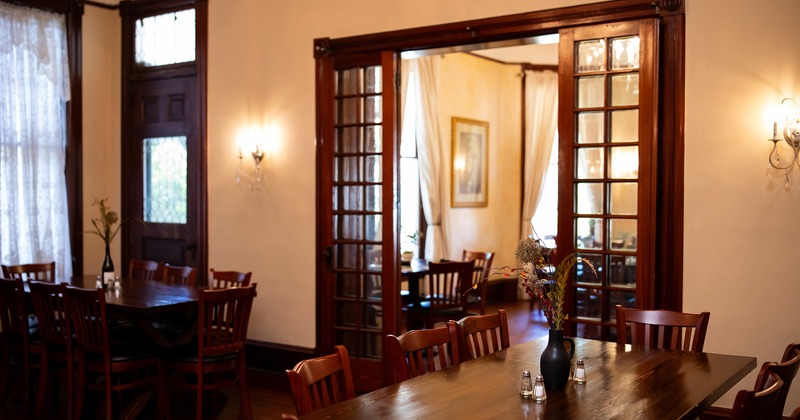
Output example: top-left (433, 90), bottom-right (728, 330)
top-left (451, 117), bottom-right (489, 207)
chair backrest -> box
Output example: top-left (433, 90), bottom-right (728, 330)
top-left (29, 281), bottom-right (71, 347)
top-left (128, 259), bottom-right (161, 281)
top-left (0, 277), bottom-right (30, 338)
top-left (461, 250), bottom-right (494, 291)
top-left (425, 260), bottom-right (475, 310)
top-left (731, 372), bottom-right (784, 420)
top-left (64, 286), bottom-right (110, 357)
top-left (454, 309), bottom-right (510, 362)
top-left (386, 325), bottom-right (460, 383)
top-left (197, 284), bottom-right (257, 357)
top-left (162, 265), bottom-right (197, 286)
top-left (754, 342), bottom-right (800, 419)
top-left (286, 345), bottom-right (355, 416)
top-left (2, 261), bottom-right (56, 282)
top-left (615, 305), bottom-right (710, 352)
top-left (209, 269), bottom-right (252, 289)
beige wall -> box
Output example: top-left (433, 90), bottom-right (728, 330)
top-left (82, 6), bottom-right (120, 273)
top-left (438, 53), bottom-right (522, 269)
top-left (81, 0), bottom-right (800, 412)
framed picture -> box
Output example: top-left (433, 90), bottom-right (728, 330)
top-left (451, 117), bottom-right (489, 207)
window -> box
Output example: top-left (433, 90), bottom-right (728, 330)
top-left (135, 9), bottom-right (196, 67)
top-left (400, 70), bottom-right (421, 256)
top-left (0, 2), bottom-right (72, 278)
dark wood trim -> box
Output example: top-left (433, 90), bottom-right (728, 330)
top-left (84, 0), bottom-right (117, 10)
top-left (315, 0), bottom-right (663, 58)
top-left (655, 12), bottom-right (685, 311)
top-left (698, 406), bottom-right (733, 419)
top-left (245, 339), bottom-right (316, 373)
top-left (521, 63), bottom-right (559, 72)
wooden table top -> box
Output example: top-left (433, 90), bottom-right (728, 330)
top-left (31, 276), bottom-right (204, 314)
top-left (302, 336), bottom-right (756, 419)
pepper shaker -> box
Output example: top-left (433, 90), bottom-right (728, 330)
top-left (519, 370), bottom-right (533, 397)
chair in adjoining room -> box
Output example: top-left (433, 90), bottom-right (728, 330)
top-left (452, 309), bottom-right (510, 362)
top-left (160, 284), bottom-right (257, 419)
top-left (286, 345), bottom-right (355, 416)
top-left (615, 305), bottom-right (710, 352)
top-left (730, 369), bottom-right (784, 420)
top-left (28, 281), bottom-right (74, 419)
top-left (161, 264), bottom-right (197, 286)
top-left (2, 261), bottom-right (56, 282)
top-left (405, 260), bottom-right (475, 330)
top-left (753, 342), bottom-right (800, 420)
top-left (209, 268), bottom-right (252, 289)
top-left (461, 250), bottom-right (494, 315)
top-left (128, 259), bottom-right (161, 281)
top-left (0, 277), bottom-right (41, 411)
top-left (64, 286), bottom-right (160, 420)
top-left (386, 325), bottom-right (461, 384)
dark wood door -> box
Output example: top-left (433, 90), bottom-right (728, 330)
top-left (558, 19), bottom-right (659, 340)
top-left (124, 75), bottom-right (205, 274)
top-left (316, 50), bottom-right (399, 392)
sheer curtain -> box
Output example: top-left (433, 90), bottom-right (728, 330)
top-left (403, 56), bottom-right (449, 261)
top-left (521, 70), bottom-right (558, 240)
top-left (0, 2), bottom-right (72, 278)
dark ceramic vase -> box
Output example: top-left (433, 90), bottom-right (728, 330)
top-left (540, 329), bottom-right (575, 390)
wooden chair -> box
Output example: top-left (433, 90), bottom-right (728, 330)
top-left (286, 345), bottom-right (355, 416)
top-left (160, 284), bottom-right (257, 419)
top-left (128, 259), bottom-right (160, 281)
top-left (386, 325), bottom-right (460, 383)
top-left (64, 286), bottom-right (161, 420)
top-left (453, 309), bottom-right (510, 362)
top-left (615, 305), bottom-right (710, 352)
top-left (731, 371), bottom-right (784, 420)
top-left (754, 342), bottom-right (800, 420)
top-left (209, 268), bottom-right (252, 289)
top-left (462, 250), bottom-right (494, 315)
top-left (405, 260), bottom-right (474, 330)
top-left (28, 281), bottom-right (75, 419)
top-left (0, 277), bottom-right (41, 411)
top-left (161, 264), bottom-right (197, 286)
top-left (1, 261), bottom-right (56, 282)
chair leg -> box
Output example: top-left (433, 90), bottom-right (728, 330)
top-left (35, 346), bottom-right (48, 414)
top-left (195, 369), bottom-right (204, 420)
top-left (238, 356), bottom-right (253, 419)
top-left (22, 349), bottom-right (30, 411)
top-left (66, 353), bottom-right (74, 420)
top-left (73, 357), bottom-right (85, 420)
top-left (105, 364), bottom-right (113, 420)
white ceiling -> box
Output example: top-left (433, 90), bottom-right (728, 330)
top-left (471, 43), bottom-right (558, 66)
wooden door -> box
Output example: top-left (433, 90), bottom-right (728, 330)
top-left (125, 76), bottom-right (204, 272)
top-left (558, 19), bottom-right (659, 340)
top-left (316, 50), bottom-right (399, 392)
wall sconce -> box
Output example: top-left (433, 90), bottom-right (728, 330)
top-left (767, 98), bottom-right (800, 187)
top-left (236, 128), bottom-right (266, 189)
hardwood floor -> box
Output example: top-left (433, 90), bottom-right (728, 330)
top-left (0, 299), bottom-right (548, 419)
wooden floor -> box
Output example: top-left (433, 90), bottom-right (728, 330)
top-left (0, 299), bottom-right (548, 419)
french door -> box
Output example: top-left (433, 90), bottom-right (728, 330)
top-left (316, 51), bottom-right (398, 391)
top-left (558, 19), bottom-right (659, 340)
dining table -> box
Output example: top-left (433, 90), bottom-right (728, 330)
top-left (29, 275), bottom-right (206, 348)
top-left (300, 336), bottom-right (757, 419)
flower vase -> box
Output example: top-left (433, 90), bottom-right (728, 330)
top-left (540, 329), bottom-right (575, 390)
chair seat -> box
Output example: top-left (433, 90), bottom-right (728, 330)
top-left (406, 301), bottom-right (465, 316)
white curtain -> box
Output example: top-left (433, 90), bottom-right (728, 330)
top-left (405, 56), bottom-right (449, 261)
top-left (521, 70), bottom-right (558, 240)
top-left (0, 2), bottom-right (72, 278)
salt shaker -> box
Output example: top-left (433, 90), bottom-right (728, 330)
top-left (519, 370), bottom-right (533, 397)
top-left (533, 375), bottom-right (547, 402)
top-left (573, 358), bottom-right (587, 384)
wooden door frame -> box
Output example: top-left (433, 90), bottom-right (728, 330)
top-left (316, 0), bottom-right (685, 349)
top-left (120, 0), bottom-right (208, 276)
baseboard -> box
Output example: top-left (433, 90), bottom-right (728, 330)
top-left (698, 406), bottom-right (731, 419)
top-left (246, 339), bottom-right (316, 373)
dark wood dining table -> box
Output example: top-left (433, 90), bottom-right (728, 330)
top-left (300, 336), bottom-right (756, 419)
top-left (32, 276), bottom-right (206, 348)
